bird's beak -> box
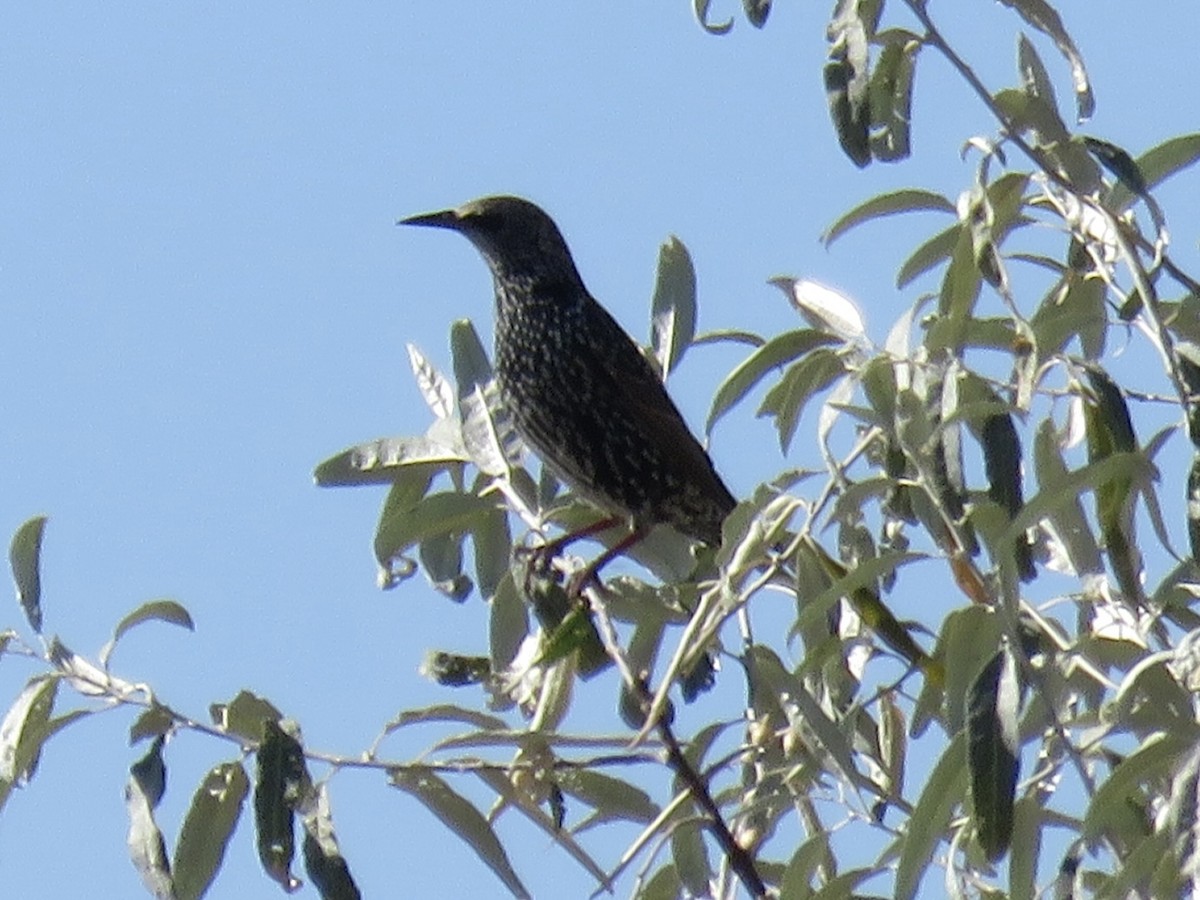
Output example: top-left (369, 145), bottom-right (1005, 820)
top-left (397, 208), bottom-right (462, 230)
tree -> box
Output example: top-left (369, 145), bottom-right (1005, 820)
top-left (3, 1), bottom-right (1200, 897)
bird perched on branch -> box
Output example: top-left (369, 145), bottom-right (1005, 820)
top-left (400, 195), bottom-right (735, 588)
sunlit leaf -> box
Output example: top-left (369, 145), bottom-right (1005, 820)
top-left (407, 342), bottom-right (455, 419)
top-left (314, 436), bottom-right (464, 486)
top-left (650, 236), bottom-right (697, 378)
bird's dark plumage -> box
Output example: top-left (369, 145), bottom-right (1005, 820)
top-left (400, 195), bottom-right (735, 547)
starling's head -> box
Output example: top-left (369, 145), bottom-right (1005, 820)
top-left (399, 195), bottom-right (584, 287)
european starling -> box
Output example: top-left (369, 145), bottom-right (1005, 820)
top-left (400, 196), bottom-right (735, 575)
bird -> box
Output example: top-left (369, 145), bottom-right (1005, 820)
top-left (399, 195), bottom-right (735, 587)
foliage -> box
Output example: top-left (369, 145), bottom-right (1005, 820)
top-left (4, 1), bottom-right (1200, 898)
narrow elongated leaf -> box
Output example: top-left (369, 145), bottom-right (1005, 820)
top-left (9, 516), bottom-right (47, 634)
top-left (824, 0), bottom-right (872, 167)
top-left (968, 648), bottom-right (1021, 861)
top-left (824, 189), bottom-right (954, 246)
top-left (314, 436), bottom-right (464, 486)
top-left (897, 223), bottom-right (960, 289)
top-left (1081, 367), bottom-right (1143, 604)
top-left (771, 278), bottom-right (866, 342)
top-left (693, 0), bottom-right (733, 34)
top-left (741, 0), bottom-right (770, 28)
top-left (981, 413), bottom-right (1035, 581)
top-left (869, 31), bottom-right (921, 162)
top-left (0, 676), bottom-right (58, 790)
top-left (650, 236), bottom-right (697, 378)
top-left (1017, 33), bottom-right (1059, 115)
top-left (173, 761), bottom-right (250, 900)
top-left (1189, 455), bottom-right (1200, 563)
top-left (556, 769), bottom-right (657, 824)
top-left (254, 720), bottom-right (309, 893)
top-left (894, 733), bottom-right (968, 900)
top-left (391, 769), bottom-right (530, 898)
top-left (406, 342), bottom-right (455, 419)
top-left (126, 738), bottom-right (174, 900)
top-left (301, 784), bottom-right (361, 900)
top-left (758, 348), bottom-right (846, 453)
top-left (671, 819), bottom-right (712, 897)
top-left (100, 599), bottom-right (195, 669)
top-left (1107, 133), bottom-right (1200, 212)
top-left (1032, 419), bottom-right (1103, 576)
top-left (706, 329), bottom-right (839, 436)
top-left (997, 0), bottom-right (1093, 121)
top-left (375, 491), bottom-right (499, 572)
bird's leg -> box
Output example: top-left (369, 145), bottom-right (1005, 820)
top-left (565, 525), bottom-right (649, 598)
top-left (522, 515), bottom-right (623, 575)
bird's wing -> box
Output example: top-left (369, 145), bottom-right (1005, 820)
top-left (586, 297), bottom-right (735, 510)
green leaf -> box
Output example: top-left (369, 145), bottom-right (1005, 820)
top-left (488, 573), bottom-right (528, 672)
top-left (824, 0), bottom-right (873, 167)
top-left (741, 0), bottom-right (770, 28)
top-left (896, 223), bottom-right (960, 288)
top-left (693, 0), bottom-right (733, 34)
top-left (0, 676), bottom-right (59, 801)
top-left (452, 319), bottom-right (515, 477)
top-left (173, 761), bottom-right (249, 900)
top-left (100, 599), bottom-right (195, 669)
top-left (9, 515), bottom-right (47, 634)
top-left (967, 648), bottom-right (1020, 861)
top-left (472, 507), bottom-right (511, 602)
top-left (758, 348), bottom-right (846, 453)
top-left (130, 734), bottom-right (168, 809)
top-left (868, 31), bottom-right (922, 162)
top-left (314, 436), bottom-right (464, 486)
top-left (125, 736), bottom-right (174, 900)
top-left (1083, 730), bottom-right (1195, 842)
top-left (391, 769), bottom-right (530, 899)
top-left (210, 690), bottom-right (283, 744)
top-left (1031, 419), bottom-right (1103, 577)
top-left (894, 732), bottom-right (968, 900)
top-left (1107, 132), bottom-right (1200, 212)
top-left (556, 769), bottom-right (657, 824)
top-left (980, 413), bottom-right (1035, 581)
top-left (997, 0), bottom-right (1093, 121)
top-left (420, 651), bottom-right (491, 687)
top-left (649, 236), bottom-right (697, 377)
top-left (824, 189), bottom-right (954, 246)
top-left (374, 491), bottom-right (499, 573)
top-left (301, 783), bottom-right (361, 900)
top-left (671, 819), bottom-right (712, 898)
top-left (1017, 32), bottom-right (1060, 116)
top-left (254, 720), bottom-right (309, 893)
top-left (1083, 136), bottom-right (1147, 198)
top-left (706, 329), bottom-right (839, 436)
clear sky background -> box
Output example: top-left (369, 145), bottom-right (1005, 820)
top-left (1, 3), bottom-right (1197, 898)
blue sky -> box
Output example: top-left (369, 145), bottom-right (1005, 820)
top-left (1, 3), bottom-right (1197, 898)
